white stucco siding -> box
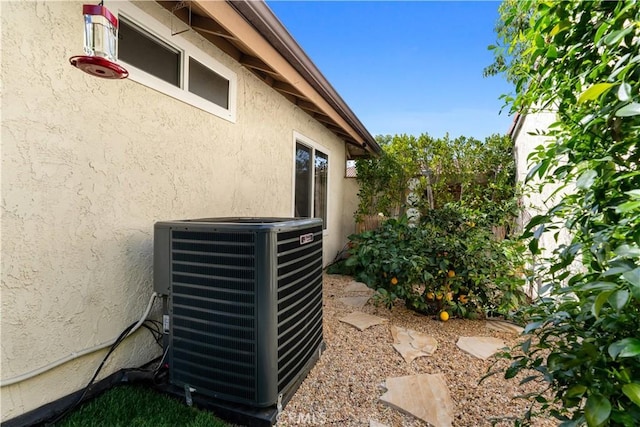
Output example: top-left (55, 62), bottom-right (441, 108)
top-left (342, 176), bottom-right (360, 238)
top-left (514, 111), bottom-right (558, 250)
top-left (513, 110), bottom-right (578, 295)
top-left (1, 1), bottom-right (356, 420)
top-left (514, 111), bottom-right (558, 189)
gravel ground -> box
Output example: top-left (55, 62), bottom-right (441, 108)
top-left (279, 274), bottom-right (557, 427)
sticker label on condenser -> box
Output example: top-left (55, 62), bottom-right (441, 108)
top-left (163, 314), bottom-right (170, 333)
top-left (299, 233), bottom-right (314, 245)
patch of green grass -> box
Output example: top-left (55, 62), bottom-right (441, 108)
top-left (57, 385), bottom-right (229, 427)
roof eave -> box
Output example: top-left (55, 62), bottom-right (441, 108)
top-left (161, 0), bottom-right (381, 156)
top-left (227, 0), bottom-right (381, 156)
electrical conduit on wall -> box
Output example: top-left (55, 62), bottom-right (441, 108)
top-left (0, 293), bottom-right (158, 387)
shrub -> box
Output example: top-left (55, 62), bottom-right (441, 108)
top-left (486, 1), bottom-right (640, 425)
top-left (346, 207), bottom-right (528, 318)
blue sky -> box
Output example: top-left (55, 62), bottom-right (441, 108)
top-left (267, 1), bottom-right (513, 140)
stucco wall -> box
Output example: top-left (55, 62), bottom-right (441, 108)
top-left (514, 111), bottom-right (558, 194)
top-left (513, 110), bottom-right (575, 295)
top-left (341, 176), bottom-right (360, 248)
top-left (0, 1), bottom-right (357, 420)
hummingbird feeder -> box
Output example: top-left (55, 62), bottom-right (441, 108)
top-left (69, 3), bottom-right (128, 79)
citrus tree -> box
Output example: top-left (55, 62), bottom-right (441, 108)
top-left (347, 132), bottom-right (525, 320)
top-left (487, 1), bottom-right (640, 425)
top-left (355, 133), bottom-right (518, 227)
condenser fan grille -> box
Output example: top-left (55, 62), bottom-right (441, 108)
top-left (276, 226), bottom-right (323, 391)
top-left (170, 230), bottom-right (258, 402)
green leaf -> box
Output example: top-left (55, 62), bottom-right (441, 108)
top-left (578, 83), bottom-right (614, 103)
top-left (592, 291), bottom-right (612, 317)
top-left (615, 245), bottom-right (640, 258)
top-left (576, 170), bottom-right (598, 189)
top-left (612, 53), bottom-right (632, 74)
top-left (614, 171), bottom-right (640, 182)
top-left (619, 340), bottom-right (640, 358)
top-left (594, 21), bottom-right (610, 44)
top-left (524, 320), bottom-right (543, 334)
top-left (617, 367), bottom-right (632, 383)
top-left (519, 375), bottom-right (538, 386)
top-left (344, 256), bottom-right (359, 267)
top-left (546, 44), bottom-right (558, 59)
top-left (565, 384), bottom-right (587, 398)
top-left (618, 83), bottom-right (632, 102)
top-left (609, 338), bottom-right (640, 360)
top-left (505, 366), bottom-right (519, 379)
top-left (585, 394), bottom-right (611, 427)
top-left (526, 160), bottom-right (550, 182)
top-left (626, 190), bottom-right (640, 199)
top-left (604, 26), bottom-right (634, 46)
top-left (622, 383), bottom-right (640, 408)
top-left (615, 102), bottom-right (640, 117)
top-left (579, 281), bottom-right (617, 292)
top-left (608, 289), bottom-right (629, 311)
top-left (622, 268), bottom-right (640, 286)
top-left (615, 201), bottom-right (640, 213)
top-left (526, 214), bottom-right (550, 230)
top-left (602, 265), bottom-right (632, 276)
top-left (550, 20), bottom-right (571, 36)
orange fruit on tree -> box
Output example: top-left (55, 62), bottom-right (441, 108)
top-left (436, 293), bottom-right (443, 300)
top-left (426, 292), bottom-right (435, 300)
top-left (448, 270), bottom-right (456, 278)
top-left (459, 295), bottom-right (468, 304)
top-left (446, 292), bottom-right (453, 301)
top-left (391, 277), bottom-right (398, 285)
top-left (439, 311), bottom-right (449, 322)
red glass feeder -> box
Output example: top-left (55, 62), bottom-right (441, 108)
top-left (69, 4), bottom-right (128, 79)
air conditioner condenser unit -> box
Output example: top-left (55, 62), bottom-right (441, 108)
top-left (153, 217), bottom-right (324, 410)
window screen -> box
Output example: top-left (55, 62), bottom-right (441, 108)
top-left (188, 57), bottom-right (229, 109)
top-left (118, 17), bottom-right (181, 87)
top-left (314, 151), bottom-right (328, 229)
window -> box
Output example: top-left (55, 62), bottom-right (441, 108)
top-left (295, 144), bottom-right (312, 218)
top-left (345, 159), bottom-right (357, 178)
top-left (294, 135), bottom-right (329, 230)
top-left (188, 57), bottom-right (229, 109)
top-left (314, 151), bottom-right (328, 224)
top-left (108, 1), bottom-right (236, 122)
top-left (119, 17), bottom-right (181, 87)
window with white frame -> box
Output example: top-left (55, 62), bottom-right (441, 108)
top-left (294, 135), bottom-right (329, 230)
top-left (110, 1), bottom-right (236, 122)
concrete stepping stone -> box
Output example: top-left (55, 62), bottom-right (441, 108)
top-left (338, 296), bottom-right (371, 309)
top-left (344, 280), bottom-right (375, 294)
top-left (379, 373), bottom-right (454, 427)
top-left (369, 421), bottom-right (389, 427)
top-left (456, 336), bottom-right (505, 360)
top-left (339, 312), bottom-right (387, 331)
top-left (390, 325), bottom-right (437, 363)
top-left (486, 319), bottom-right (524, 334)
